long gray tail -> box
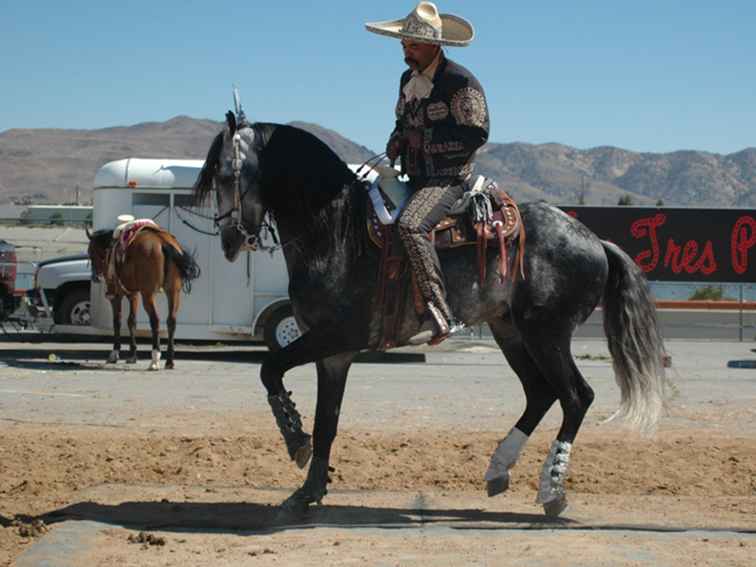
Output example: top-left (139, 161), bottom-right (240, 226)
top-left (162, 245), bottom-right (201, 294)
top-left (601, 240), bottom-right (672, 433)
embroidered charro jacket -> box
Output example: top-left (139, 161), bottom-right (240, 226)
top-left (392, 53), bottom-right (489, 187)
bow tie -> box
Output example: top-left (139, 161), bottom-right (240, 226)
top-left (403, 73), bottom-right (434, 102)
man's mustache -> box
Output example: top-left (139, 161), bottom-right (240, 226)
top-left (404, 56), bottom-right (419, 67)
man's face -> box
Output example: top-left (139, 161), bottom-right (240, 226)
top-left (401, 40), bottom-right (439, 72)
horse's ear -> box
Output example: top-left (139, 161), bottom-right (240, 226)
top-left (225, 111), bottom-right (237, 135)
top-left (85, 225), bottom-right (92, 240)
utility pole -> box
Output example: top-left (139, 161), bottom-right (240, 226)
top-left (579, 172), bottom-right (588, 205)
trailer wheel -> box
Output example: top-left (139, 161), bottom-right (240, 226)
top-left (56, 286), bottom-right (91, 326)
top-left (263, 304), bottom-right (301, 351)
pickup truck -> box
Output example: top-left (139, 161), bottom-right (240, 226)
top-left (28, 254), bottom-right (92, 326)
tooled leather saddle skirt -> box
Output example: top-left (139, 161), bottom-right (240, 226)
top-left (366, 174), bottom-right (525, 285)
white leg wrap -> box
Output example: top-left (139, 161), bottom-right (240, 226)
top-left (536, 440), bottom-right (572, 504)
top-left (484, 427), bottom-right (529, 481)
top-left (148, 349), bottom-right (161, 370)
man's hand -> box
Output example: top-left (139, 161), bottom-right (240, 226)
top-left (386, 132), bottom-right (404, 161)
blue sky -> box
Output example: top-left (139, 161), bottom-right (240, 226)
top-left (1, 0), bottom-right (754, 155)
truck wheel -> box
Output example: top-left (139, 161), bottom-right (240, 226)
top-left (56, 287), bottom-right (91, 326)
top-left (263, 304), bottom-right (301, 352)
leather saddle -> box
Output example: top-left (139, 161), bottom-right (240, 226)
top-left (366, 172), bottom-right (525, 284)
top-left (365, 171), bottom-right (526, 350)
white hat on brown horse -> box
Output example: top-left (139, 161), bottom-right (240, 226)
top-left (365, 1), bottom-right (474, 47)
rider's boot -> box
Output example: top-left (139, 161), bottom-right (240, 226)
top-left (408, 302), bottom-right (465, 345)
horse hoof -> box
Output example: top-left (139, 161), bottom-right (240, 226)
top-left (148, 363), bottom-right (160, 371)
top-left (106, 354), bottom-right (119, 364)
top-left (543, 497), bottom-right (568, 517)
top-left (486, 475), bottom-right (509, 497)
top-left (276, 494), bottom-right (309, 524)
top-left (294, 439), bottom-right (312, 469)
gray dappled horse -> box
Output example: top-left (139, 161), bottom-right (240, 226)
top-left (194, 110), bottom-right (671, 518)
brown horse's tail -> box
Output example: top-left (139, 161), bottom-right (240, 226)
top-left (162, 244), bottom-right (201, 294)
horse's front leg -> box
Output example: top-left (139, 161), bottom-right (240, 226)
top-left (107, 296), bottom-right (122, 363)
top-left (278, 351), bottom-right (356, 519)
top-left (126, 294), bottom-right (139, 364)
top-left (262, 330), bottom-right (360, 470)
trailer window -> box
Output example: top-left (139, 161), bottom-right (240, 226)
top-left (132, 194), bottom-right (170, 207)
top-left (174, 194), bottom-right (196, 208)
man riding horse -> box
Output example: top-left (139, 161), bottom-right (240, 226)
top-left (367, 1), bottom-right (490, 345)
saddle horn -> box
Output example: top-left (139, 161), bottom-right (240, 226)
top-left (232, 85), bottom-right (248, 127)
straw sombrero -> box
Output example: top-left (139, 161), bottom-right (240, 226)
top-left (365, 1), bottom-right (474, 47)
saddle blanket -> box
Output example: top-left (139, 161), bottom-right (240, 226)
top-left (106, 219), bottom-right (162, 292)
top-left (116, 219), bottom-right (159, 251)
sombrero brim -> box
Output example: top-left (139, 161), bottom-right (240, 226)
top-left (365, 14), bottom-right (474, 47)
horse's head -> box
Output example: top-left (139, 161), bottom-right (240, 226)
top-left (86, 227), bottom-right (113, 282)
top-left (194, 111), bottom-right (266, 263)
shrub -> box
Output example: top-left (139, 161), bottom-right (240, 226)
top-left (689, 285), bottom-right (725, 301)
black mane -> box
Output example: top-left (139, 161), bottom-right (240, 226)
top-left (193, 131), bottom-right (225, 205)
top-left (257, 124), bottom-right (366, 265)
top-left (256, 123), bottom-right (358, 213)
top-left (193, 122), bottom-right (358, 210)
top-left (193, 121), bottom-right (367, 263)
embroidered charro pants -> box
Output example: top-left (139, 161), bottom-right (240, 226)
top-left (397, 182), bottom-right (464, 321)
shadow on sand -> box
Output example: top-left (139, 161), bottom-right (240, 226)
top-left (0, 346), bottom-right (424, 371)
top-left (27, 498), bottom-right (568, 534)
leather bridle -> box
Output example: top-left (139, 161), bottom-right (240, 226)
top-left (212, 126), bottom-right (267, 251)
top-left (212, 89), bottom-right (279, 252)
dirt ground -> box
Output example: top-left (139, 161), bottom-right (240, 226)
top-left (1, 422), bottom-right (755, 565)
top-left (0, 339), bottom-right (755, 565)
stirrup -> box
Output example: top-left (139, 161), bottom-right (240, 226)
top-left (448, 320), bottom-right (466, 335)
top-left (429, 319), bottom-right (466, 346)
top-left (408, 303), bottom-right (460, 346)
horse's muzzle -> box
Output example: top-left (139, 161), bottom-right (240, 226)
top-left (241, 235), bottom-right (258, 251)
top-left (220, 225), bottom-right (245, 262)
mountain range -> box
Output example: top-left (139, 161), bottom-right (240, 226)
top-left (0, 116), bottom-right (754, 207)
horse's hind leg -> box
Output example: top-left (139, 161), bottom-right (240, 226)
top-left (142, 293), bottom-right (161, 371)
top-left (521, 330), bottom-right (595, 516)
top-left (107, 296), bottom-right (122, 363)
top-left (126, 294), bottom-right (139, 364)
top-left (485, 318), bottom-right (557, 497)
top-left (164, 283), bottom-right (180, 370)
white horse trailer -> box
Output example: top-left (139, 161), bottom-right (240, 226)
top-left (89, 157), bottom-right (299, 349)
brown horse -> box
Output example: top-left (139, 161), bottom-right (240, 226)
top-left (86, 224), bottom-right (200, 370)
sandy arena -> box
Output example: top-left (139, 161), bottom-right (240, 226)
top-left (0, 337), bottom-right (754, 566)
